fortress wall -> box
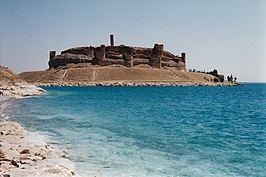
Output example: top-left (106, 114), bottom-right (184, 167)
top-left (124, 54), bottom-right (133, 68)
top-left (49, 42), bottom-right (186, 70)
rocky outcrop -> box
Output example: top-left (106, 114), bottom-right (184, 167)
top-left (49, 43), bottom-right (186, 71)
top-left (0, 65), bottom-right (46, 98)
top-left (0, 120), bottom-right (80, 177)
top-left (0, 84), bottom-right (46, 98)
top-left (0, 65), bottom-right (26, 86)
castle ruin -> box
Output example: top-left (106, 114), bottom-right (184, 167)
top-left (49, 35), bottom-right (186, 71)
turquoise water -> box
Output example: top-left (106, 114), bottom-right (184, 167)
top-left (3, 84), bottom-right (266, 177)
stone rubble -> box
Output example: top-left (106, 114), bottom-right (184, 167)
top-left (0, 119), bottom-right (81, 177)
top-left (0, 83), bottom-right (46, 98)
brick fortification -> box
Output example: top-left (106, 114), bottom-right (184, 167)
top-left (49, 35), bottom-right (186, 71)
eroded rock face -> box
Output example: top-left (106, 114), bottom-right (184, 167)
top-left (0, 65), bottom-right (26, 86)
top-left (0, 65), bottom-right (46, 97)
top-left (49, 44), bottom-right (186, 71)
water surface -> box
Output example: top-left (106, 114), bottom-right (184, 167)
top-left (4, 83), bottom-right (266, 177)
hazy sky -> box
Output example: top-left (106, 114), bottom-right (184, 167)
top-left (0, 0), bottom-right (265, 82)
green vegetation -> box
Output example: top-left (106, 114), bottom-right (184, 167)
top-left (227, 74), bottom-right (237, 83)
top-left (188, 69), bottom-right (238, 84)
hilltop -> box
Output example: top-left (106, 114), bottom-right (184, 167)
top-left (19, 65), bottom-right (228, 86)
top-left (19, 35), bottom-right (235, 86)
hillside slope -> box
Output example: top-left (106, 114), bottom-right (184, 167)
top-left (19, 66), bottom-right (222, 86)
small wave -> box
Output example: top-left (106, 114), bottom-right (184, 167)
top-left (3, 115), bottom-right (10, 120)
top-left (0, 113), bottom-right (9, 120)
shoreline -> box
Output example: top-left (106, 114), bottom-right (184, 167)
top-left (0, 83), bottom-right (46, 98)
top-left (34, 81), bottom-right (239, 87)
top-left (0, 95), bottom-right (81, 177)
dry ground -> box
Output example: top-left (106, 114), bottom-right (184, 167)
top-left (19, 66), bottom-right (217, 84)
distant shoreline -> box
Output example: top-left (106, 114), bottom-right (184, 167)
top-left (34, 81), bottom-right (239, 87)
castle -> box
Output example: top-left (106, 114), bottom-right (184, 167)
top-left (49, 35), bottom-right (186, 71)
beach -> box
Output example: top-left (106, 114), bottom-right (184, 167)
top-left (0, 91), bottom-right (80, 177)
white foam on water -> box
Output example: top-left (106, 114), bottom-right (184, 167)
top-left (175, 154), bottom-right (242, 177)
top-left (3, 115), bottom-right (10, 120)
top-left (24, 130), bottom-right (52, 145)
top-left (53, 126), bottom-right (220, 177)
top-left (51, 123), bottom-right (248, 177)
top-left (52, 127), bottom-right (169, 176)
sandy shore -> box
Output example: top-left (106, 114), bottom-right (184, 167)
top-left (0, 91), bottom-right (81, 176)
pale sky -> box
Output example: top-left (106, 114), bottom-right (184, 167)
top-left (0, 0), bottom-right (265, 82)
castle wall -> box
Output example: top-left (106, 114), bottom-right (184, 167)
top-left (93, 45), bottom-right (105, 65)
top-left (49, 42), bottom-right (186, 71)
top-left (124, 54), bottom-right (133, 67)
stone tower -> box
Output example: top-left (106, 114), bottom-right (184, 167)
top-left (49, 51), bottom-right (56, 69)
top-left (150, 44), bottom-right (163, 69)
top-left (49, 51), bottom-right (56, 61)
top-left (110, 34), bottom-right (114, 46)
top-left (93, 45), bottom-right (106, 64)
top-left (181, 52), bottom-right (186, 63)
